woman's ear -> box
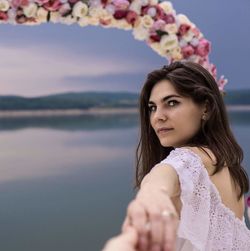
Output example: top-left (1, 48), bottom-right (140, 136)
top-left (202, 100), bottom-right (210, 120)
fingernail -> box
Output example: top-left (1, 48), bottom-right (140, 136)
top-left (139, 236), bottom-right (148, 251)
top-left (164, 243), bottom-right (171, 251)
top-left (151, 244), bottom-right (161, 251)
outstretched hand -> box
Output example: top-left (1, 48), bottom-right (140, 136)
top-left (102, 226), bottom-right (138, 251)
top-left (122, 186), bottom-right (179, 251)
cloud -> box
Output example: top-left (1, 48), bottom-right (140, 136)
top-left (0, 42), bottom-right (156, 96)
top-left (61, 72), bottom-right (145, 92)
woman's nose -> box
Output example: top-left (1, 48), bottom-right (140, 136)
top-left (154, 107), bottom-right (167, 121)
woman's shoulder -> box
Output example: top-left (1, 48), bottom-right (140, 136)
top-left (174, 146), bottom-right (217, 174)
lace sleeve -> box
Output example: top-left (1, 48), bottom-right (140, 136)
top-left (160, 147), bottom-right (250, 251)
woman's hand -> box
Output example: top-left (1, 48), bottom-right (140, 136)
top-left (102, 226), bottom-right (138, 251)
top-left (122, 185), bottom-right (179, 251)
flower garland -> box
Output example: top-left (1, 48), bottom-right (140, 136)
top-left (247, 196), bottom-right (250, 221)
top-left (0, 0), bottom-right (227, 91)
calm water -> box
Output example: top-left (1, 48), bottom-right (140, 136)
top-left (0, 112), bottom-right (249, 251)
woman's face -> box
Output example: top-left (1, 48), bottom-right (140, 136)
top-left (148, 79), bottom-right (206, 148)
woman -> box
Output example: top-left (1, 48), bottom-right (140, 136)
top-left (104, 61), bottom-right (250, 251)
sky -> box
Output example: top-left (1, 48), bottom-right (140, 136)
top-left (0, 0), bottom-right (249, 97)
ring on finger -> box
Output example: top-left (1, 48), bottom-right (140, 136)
top-left (161, 210), bottom-right (176, 218)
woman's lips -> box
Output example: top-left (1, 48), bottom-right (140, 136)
top-left (157, 128), bottom-right (174, 134)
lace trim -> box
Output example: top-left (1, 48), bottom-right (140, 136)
top-left (160, 147), bottom-right (250, 250)
top-left (178, 148), bottom-right (248, 228)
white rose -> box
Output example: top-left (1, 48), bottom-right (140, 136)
top-left (179, 38), bottom-right (188, 48)
top-left (78, 17), bottom-right (89, 27)
top-left (169, 46), bottom-right (183, 60)
top-left (89, 7), bottom-right (107, 18)
top-left (110, 19), bottom-right (133, 30)
top-left (0, 0), bottom-right (9, 12)
top-left (164, 23), bottom-right (178, 34)
top-left (88, 16), bottom-right (99, 25)
top-left (7, 9), bottom-right (16, 23)
top-left (129, 0), bottom-right (142, 15)
top-left (140, 0), bottom-right (149, 6)
top-left (37, 7), bottom-right (48, 23)
top-left (59, 3), bottom-right (71, 15)
top-left (182, 29), bottom-right (195, 42)
top-left (177, 14), bottom-right (192, 25)
top-left (159, 1), bottom-right (174, 14)
top-left (188, 55), bottom-right (200, 63)
top-left (59, 0), bottom-right (68, 4)
top-left (105, 4), bottom-right (115, 15)
top-left (147, 7), bottom-right (156, 17)
top-left (23, 3), bottom-right (38, 18)
top-left (190, 37), bottom-right (199, 47)
top-left (72, 1), bottom-right (88, 18)
top-left (141, 14), bottom-right (153, 29)
top-left (89, 0), bottom-right (101, 8)
top-left (150, 42), bottom-right (167, 57)
top-left (160, 34), bottom-right (178, 51)
top-left (50, 11), bottom-right (60, 23)
top-left (148, 0), bottom-right (158, 5)
top-left (60, 15), bottom-right (77, 25)
top-left (132, 26), bottom-right (149, 41)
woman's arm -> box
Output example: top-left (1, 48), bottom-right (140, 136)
top-left (123, 163), bottom-right (181, 251)
top-left (141, 163), bottom-right (181, 199)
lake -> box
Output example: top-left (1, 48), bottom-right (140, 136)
top-left (0, 111), bottom-right (249, 251)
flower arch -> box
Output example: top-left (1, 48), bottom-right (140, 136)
top-left (0, 0), bottom-right (227, 90)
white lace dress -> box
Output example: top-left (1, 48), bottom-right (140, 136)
top-left (160, 148), bottom-right (250, 251)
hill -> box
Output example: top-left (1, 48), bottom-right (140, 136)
top-left (0, 92), bottom-right (139, 110)
top-left (0, 89), bottom-right (249, 110)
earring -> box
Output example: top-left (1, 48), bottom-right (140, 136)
top-left (202, 114), bottom-right (207, 121)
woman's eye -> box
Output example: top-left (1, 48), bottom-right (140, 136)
top-left (148, 106), bottom-right (156, 112)
top-left (168, 100), bottom-right (179, 107)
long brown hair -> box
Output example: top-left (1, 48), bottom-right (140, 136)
top-left (135, 61), bottom-right (249, 200)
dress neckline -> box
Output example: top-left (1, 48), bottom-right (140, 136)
top-left (174, 147), bottom-right (247, 227)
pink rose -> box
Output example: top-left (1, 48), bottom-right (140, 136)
top-left (34, 0), bottom-right (50, 5)
top-left (16, 14), bottom-right (27, 23)
top-left (161, 13), bottom-right (175, 24)
top-left (11, 0), bottom-right (29, 8)
top-left (179, 24), bottom-right (190, 36)
top-left (112, 0), bottom-right (130, 10)
top-left (181, 45), bottom-right (195, 58)
top-left (43, 0), bottom-right (62, 11)
top-left (100, 18), bottom-right (112, 26)
top-left (210, 64), bottom-right (217, 78)
top-left (155, 5), bottom-right (165, 19)
top-left (0, 11), bottom-right (8, 21)
top-left (142, 5), bottom-right (163, 20)
top-left (149, 34), bottom-right (161, 42)
top-left (152, 19), bottom-right (166, 31)
top-left (59, 3), bottom-right (71, 16)
top-left (126, 10), bottom-right (138, 25)
top-left (68, 0), bottom-right (79, 4)
top-left (101, 0), bottom-right (109, 5)
top-left (113, 9), bottom-right (127, 19)
top-left (191, 27), bottom-right (200, 37)
top-left (218, 77), bottom-right (227, 92)
top-left (195, 38), bottom-right (211, 57)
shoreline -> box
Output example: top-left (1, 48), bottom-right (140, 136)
top-left (226, 105), bottom-right (250, 112)
top-left (0, 105), bottom-right (249, 118)
top-left (0, 108), bottom-right (138, 118)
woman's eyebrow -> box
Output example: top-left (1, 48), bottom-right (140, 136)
top-left (148, 94), bottom-right (181, 105)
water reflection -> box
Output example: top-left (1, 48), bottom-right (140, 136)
top-left (0, 112), bottom-right (249, 251)
top-left (0, 113), bottom-right (139, 131)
